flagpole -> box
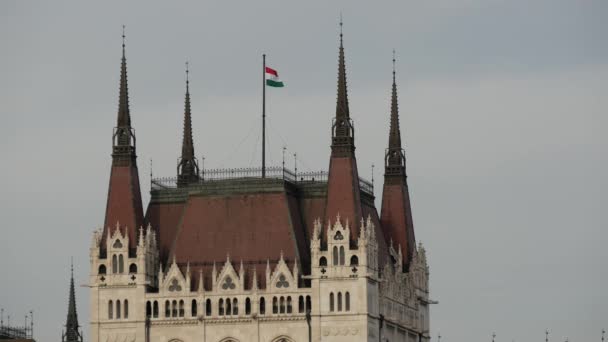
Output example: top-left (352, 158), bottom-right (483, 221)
top-left (262, 54), bottom-right (266, 178)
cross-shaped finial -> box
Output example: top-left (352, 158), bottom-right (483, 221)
top-left (122, 25), bottom-right (126, 47)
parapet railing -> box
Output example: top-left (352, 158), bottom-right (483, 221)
top-left (152, 166), bottom-right (374, 195)
top-left (0, 325), bottom-right (33, 339)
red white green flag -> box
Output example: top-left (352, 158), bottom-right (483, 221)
top-left (265, 67), bottom-right (284, 87)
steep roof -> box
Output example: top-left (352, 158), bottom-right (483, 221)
top-left (380, 53), bottom-right (416, 269)
top-left (62, 263), bottom-right (82, 342)
top-left (102, 35), bottom-right (144, 254)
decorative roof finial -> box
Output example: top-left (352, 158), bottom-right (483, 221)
top-left (339, 13), bottom-right (343, 43)
top-left (177, 59), bottom-right (199, 186)
top-left (63, 260), bottom-right (82, 342)
top-left (115, 24), bottom-right (132, 131)
top-left (331, 13), bottom-right (354, 155)
top-left (385, 49), bottom-right (405, 175)
top-left (185, 60), bottom-right (190, 90)
top-left (392, 49), bottom-right (396, 81)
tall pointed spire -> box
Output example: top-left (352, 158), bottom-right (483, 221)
top-left (331, 16), bottom-right (355, 157)
top-left (177, 61), bottom-right (200, 187)
top-left (102, 26), bottom-right (144, 254)
top-left (324, 18), bottom-right (362, 240)
top-left (381, 51), bottom-right (416, 270)
top-left (62, 260), bottom-right (83, 342)
top-left (117, 25), bottom-right (130, 128)
top-left (112, 25), bottom-right (136, 164)
top-left (385, 50), bottom-right (406, 177)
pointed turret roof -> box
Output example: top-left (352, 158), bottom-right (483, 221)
top-left (177, 62), bottom-right (199, 186)
top-left (385, 51), bottom-right (406, 177)
top-left (335, 22), bottom-right (349, 121)
top-left (381, 52), bottom-right (416, 270)
top-left (102, 27), bottom-right (144, 254)
top-left (111, 26), bottom-right (137, 163)
top-left (63, 262), bottom-right (82, 342)
top-left (117, 29), bottom-right (131, 128)
top-left (324, 20), bottom-right (362, 240)
top-left (330, 19), bottom-right (355, 157)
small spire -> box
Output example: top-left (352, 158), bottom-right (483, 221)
top-left (385, 50), bottom-right (405, 176)
top-left (63, 262), bottom-right (82, 342)
top-left (335, 16), bottom-right (349, 121)
top-left (117, 25), bottom-right (130, 128)
top-left (177, 60), bottom-right (199, 186)
top-left (331, 16), bottom-right (355, 156)
top-left (111, 24), bottom-right (137, 166)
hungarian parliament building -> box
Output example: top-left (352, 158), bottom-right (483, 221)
top-left (88, 27), bottom-right (433, 342)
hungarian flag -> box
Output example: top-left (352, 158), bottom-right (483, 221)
top-left (265, 67), bottom-right (284, 87)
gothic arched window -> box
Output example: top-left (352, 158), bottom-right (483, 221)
top-left (226, 297), bottom-right (232, 315)
top-left (219, 298), bottom-right (225, 316)
top-left (112, 255), bottom-right (118, 274)
top-left (232, 298), bottom-right (238, 315)
top-left (306, 296), bottom-right (311, 312)
top-left (165, 300), bottom-right (170, 317)
top-left (108, 300), bottom-right (113, 319)
top-left (333, 247), bottom-right (339, 265)
top-left (345, 292), bottom-right (350, 311)
top-left (129, 263), bottom-right (137, 274)
top-left (245, 298), bottom-right (251, 315)
top-left (319, 256), bottom-right (327, 267)
top-left (259, 297), bottom-right (266, 315)
top-left (272, 297), bottom-right (278, 314)
top-left (191, 299), bottom-right (197, 317)
top-left (146, 301), bottom-right (151, 318)
top-left (118, 254), bottom-right (124, 273)
top-left (287, 296), bottom-right (292, 314)
top-left (350, 255), bottom-right (359, 266)
top-left (337, 292), bottom-right (342, 311)
top-left (153, 301), bottom-right (159, 318)
top-left (98, 264), bottom-right (107, 275)
top-left (298, 296), bottom-right (304, 313)
top-left (279, 296), bottom-right (285, 314)
top-left (116, 300), bottom-right (121, 319)
top-left (172, 300), bottom-right (177, 317)
top-left (339, 246), bottom-right (345, 265)
top-left (124, 299), bottom-right (129, 319)
top-left (205, 299), bottom-right (212, 316)
top-left (329, 293), bottom-right (334, 312)
top-left (179, 300), bottom-right (185, 317)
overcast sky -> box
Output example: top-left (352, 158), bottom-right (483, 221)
top-left (1, 1), bottom-right (607, 341)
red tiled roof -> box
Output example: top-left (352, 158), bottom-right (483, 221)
top-left (325, 156), bottom-right (362, 240)
top-left (380, 181), bottom-right (416, 269)
top-left (102, 165), bottom-right (144, 252)
top-left (145, 201), bottom-right (186, 262)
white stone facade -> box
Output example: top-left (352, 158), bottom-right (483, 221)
top-left (89, 216), bottom-right (431, 342)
